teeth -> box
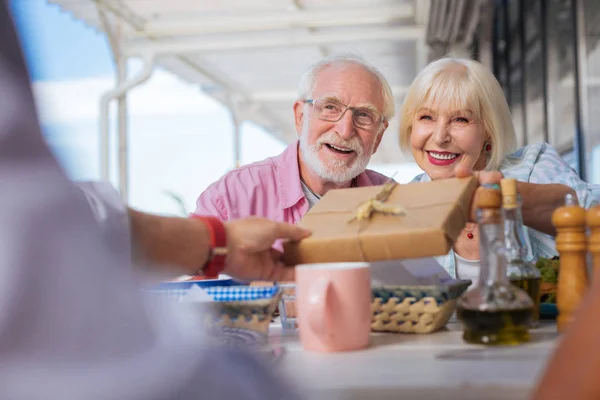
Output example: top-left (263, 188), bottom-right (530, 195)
top-left (429, 152), bottom-right (458, 160)
top-left (329, 144), bottom-right (353, 153)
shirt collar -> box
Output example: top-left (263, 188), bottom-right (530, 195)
top-left (354, 169), bottom-right (378, 186)
top-left (275, 141), bottom-right (305, 209)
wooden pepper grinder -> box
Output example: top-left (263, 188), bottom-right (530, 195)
top-left (552, 193), bottom-right (588, 332)
top-left (587, 204), bottom-right (600, 275)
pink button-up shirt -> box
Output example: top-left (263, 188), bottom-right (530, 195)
top-left (194, 141), bottom-right (390, 224)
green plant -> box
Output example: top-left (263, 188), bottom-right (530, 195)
top-left (163, 190), bottom-right (189, 217)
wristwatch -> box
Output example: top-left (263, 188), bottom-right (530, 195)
top-left (190, 215), bottom-right (228, 278)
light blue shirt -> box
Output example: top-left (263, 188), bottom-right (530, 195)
top-left (412, 142), bottom-right (600, 278)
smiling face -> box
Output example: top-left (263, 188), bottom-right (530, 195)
top-left (400, 59), bottom-right (518, 176)
top-left (293, 63), bottom-right (388, 184)
top-left (410, 106), bottom-right (488, 180)
top-left (400, 61), bottom-right (494, 180)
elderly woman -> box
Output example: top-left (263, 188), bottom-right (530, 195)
top-left (398, 57), bottom-right (600, 280)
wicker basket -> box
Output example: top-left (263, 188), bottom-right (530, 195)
top-left (275, 279), bottom-right (470, 334)
top-left (203, 293), bottom-right (282, 334)
top-left (371, 297), bottom-right (458, 333)
top-left (149, 283), bottom-right (283, 335)
top-left (370, 280), bottom-right (470, 334)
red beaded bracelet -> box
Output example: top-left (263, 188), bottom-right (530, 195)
top-left (190, 215), bottom-right (228, 278)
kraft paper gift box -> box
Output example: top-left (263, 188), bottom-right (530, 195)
top-left (283, 177), bottom-right (478, 265)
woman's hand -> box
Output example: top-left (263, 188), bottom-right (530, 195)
top-left (454, 165), bottom-right (504, 221)
top-left (454, 164), bottom-right (575, 235)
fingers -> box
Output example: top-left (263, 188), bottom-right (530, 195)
top-left (266, 263), bottom-right (296, 282)
top-left (270, 247), bottom-right (283, 263)
top-left (454, 165), bottom-right (503, 185)
top-left (271, 221), bottom-right (311, 241)
top-left (254, 249), bottom-right (296, 282)
top-left (454, 164), bottom-right (473, 178)
top-left (478, 170), bottom-right (503, 185)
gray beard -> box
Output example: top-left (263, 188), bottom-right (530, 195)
top-left (299, 129), bottom-right (373, 184)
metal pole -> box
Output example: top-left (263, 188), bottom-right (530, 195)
top-left (96, 4), bottom-right (151, 201)
top-left (573, 0), bottom-right (589, 181)
top-left (503, 0), bottom-right (512, 108)
top-left (233, 116), bottom-right (241, 169)
top-left (492, 1), bottom-right (499, 77)
top-left (519, 0), bottom-right (528, 146)
top-left (99, 54), bottom-right (155, 189)
top-left (543, 0), bottom-right (556, 147)
top-left (540, 0), bottom-right (550, 144)
top-left (111, 18), bottom-right (130, 203)
top-left (96, 6), bottom-right (114, 183)
top-left (226, 94), bottom-right (243, 169)
top-left (117, 54), bottom-right (128, 202)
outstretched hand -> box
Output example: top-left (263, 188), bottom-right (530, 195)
top-left (223, 217), bottom-right (311, 282)
top-left (454, 165), bottom-right (504, 221)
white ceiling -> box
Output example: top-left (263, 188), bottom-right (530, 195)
top-left (49, 0), bottom-right (433, 164)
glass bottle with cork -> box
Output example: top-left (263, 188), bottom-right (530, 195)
top-left (456, 183), bottom-right (534, 345)
top-left (500, 178), bottom-right (542, 327)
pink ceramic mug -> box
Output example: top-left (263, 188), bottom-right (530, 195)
top-left (295, 262), bottom-right (371, 352)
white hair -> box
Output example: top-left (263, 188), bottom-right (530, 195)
top-left (398, 57), bottom-right (517, 170)
top-left (297, 54), bottom-right (395, 120)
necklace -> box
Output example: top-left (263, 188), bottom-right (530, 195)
top-left (301, 177), bottom-right (357, 199)
top-left (463, 223), bottom-right (477, 240)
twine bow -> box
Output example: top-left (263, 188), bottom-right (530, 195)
top-left (348, 178), bottom-right (406, 223)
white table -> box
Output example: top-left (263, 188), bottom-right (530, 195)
top-left (267, 319), bottom-right (560, 400)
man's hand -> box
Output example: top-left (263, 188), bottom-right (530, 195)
top-left (223, 217), bottom-right (311, 282)
top-left (454, 165), bottom-right (504, 221)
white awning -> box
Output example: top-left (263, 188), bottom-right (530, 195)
top-left (48, 0), bottom-right (439, 167)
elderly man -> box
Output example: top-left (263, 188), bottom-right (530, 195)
top-left (194, 55), bottom-right (395, 223)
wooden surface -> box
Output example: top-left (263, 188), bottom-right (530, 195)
top-left (268, 318), bottom-right (559, 400)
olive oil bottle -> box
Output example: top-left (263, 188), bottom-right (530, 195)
top-left (500, 179), bottom-right (542, 327)
top-left (456, 184), bottom-right (534, 345)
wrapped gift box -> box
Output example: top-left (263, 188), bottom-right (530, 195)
top-left (283, 177), bottom-right (477, 264)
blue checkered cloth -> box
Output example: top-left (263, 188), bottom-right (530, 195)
top-left (205, 286), bottom-right (279, 302)
top-left (148, 284), bottom-right (280, 303)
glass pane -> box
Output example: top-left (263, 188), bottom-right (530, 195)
top-left (546, 0), bottom-right (577, 153)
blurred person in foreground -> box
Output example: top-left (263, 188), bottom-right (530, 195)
top-left (532, 265), bottom-right (600, 399)
top-left (399, 57), bottom-right (600, 281)
top-left (0, 5), bottom-right (308, 399)
top-left (194, 54), bottom-right (394, 223)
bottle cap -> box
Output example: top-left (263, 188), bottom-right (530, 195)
top-left (552, 193), bottom-right (586, 229)
top-left (476, 186), bottom-right (502, 209)
top-left (500, 178), bottom-right (518, 209)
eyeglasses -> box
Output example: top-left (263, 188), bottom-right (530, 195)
top-left (304, 98), bottom-right (385, 131)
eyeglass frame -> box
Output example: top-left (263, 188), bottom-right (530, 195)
top-left (303, 98), bottom-right (386, 131)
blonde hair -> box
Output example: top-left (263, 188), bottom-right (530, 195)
top-left (297, 53), bottom-right (395, 120)
top-left (398, 57), bottom-right (517, 170)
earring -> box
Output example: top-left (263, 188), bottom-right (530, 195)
top-left (484, 141), bottom-right (492, 152)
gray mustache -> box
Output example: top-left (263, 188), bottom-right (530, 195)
top-left (316, 136), bottom-right (363, 155)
